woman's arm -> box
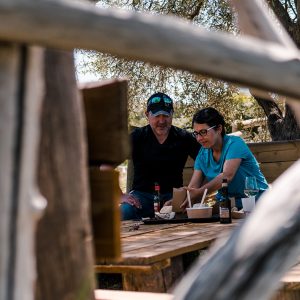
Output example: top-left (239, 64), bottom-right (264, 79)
top-left (186, 158), bottom-right (242, 204)
top-left (188, 169), bottom-right (203, 188)
top-left (223, 158), bottom-right (242, 182)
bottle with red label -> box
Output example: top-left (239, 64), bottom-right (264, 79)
top-left (153, 182), bottom-right (161, 213)
top-left (219, 178), bottom-right (232, 224)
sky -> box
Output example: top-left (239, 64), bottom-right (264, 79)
top-left (74, 51), bottom-right (99, 83)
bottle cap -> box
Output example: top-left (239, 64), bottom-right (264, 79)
top-left (154, 182), bottom-right (160, 191)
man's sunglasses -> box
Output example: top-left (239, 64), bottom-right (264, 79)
top-left (149, 96), bottom-right (172, 105)
top-left (192, 125), bottom-right (216, 137)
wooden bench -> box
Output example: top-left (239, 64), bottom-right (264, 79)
top-left (127, 139), bottom-right (300, 192)
top-left (180, 139), bottom-right (300, 186)
top-left (248, 140), bottom-right (300, 183)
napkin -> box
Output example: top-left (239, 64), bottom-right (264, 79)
top-left (155, 206), bottom-right (175, 220)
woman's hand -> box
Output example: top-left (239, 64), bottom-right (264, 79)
top-left (181, 187), bottom-right (202, 209)
top-left (120, 193), bottom-right (142, 209)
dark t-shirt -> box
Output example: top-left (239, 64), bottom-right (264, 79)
top-left (131, 125), bottom-right (200, 194)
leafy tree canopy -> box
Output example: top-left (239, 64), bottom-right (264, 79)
top-left (76, 0), bottom-right (275, 141)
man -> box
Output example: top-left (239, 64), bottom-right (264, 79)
top-left (121, 92), bottom-right (200, 220)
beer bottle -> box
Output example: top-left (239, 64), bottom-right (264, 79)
top-left (219, 178), bottom-right (232, 224)
top-left (153, 182), bottom-right (161, 213)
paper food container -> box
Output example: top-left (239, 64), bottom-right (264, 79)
top-left (172, 187), bottom-right (187, 212)
top-left (186, 207), bottom-right (212, 218)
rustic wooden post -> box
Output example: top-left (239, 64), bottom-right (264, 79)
top-left (35, 49), bottom-right (95, 300)
top-left (0, 43), bottom-right (45, 300)
top-left (80, 80), bottom-right (129, 262)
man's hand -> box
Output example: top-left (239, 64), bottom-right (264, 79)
top-left (163, 199), bottom-right (173, 207)
top-left (120, 193), bottom-right (142, 209)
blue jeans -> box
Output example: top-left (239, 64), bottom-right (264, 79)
top-left (121, 190), bottom-right (172, 220)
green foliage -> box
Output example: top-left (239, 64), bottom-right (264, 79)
top-left (76, 0), bottom-right (269, 142)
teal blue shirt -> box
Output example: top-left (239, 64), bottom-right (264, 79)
top-left (194, 135), bottom-right (268, 206)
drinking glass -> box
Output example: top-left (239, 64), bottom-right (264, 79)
top-left (243, 177), bottom-right (258, 216)
top-left (244, 177), bottom-right (259, 198)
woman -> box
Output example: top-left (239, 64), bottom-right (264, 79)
top-left (186, 107), bottom-right (268, 209)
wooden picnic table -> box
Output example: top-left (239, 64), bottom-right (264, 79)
top-left (95, 219), bottom-right (241, 292)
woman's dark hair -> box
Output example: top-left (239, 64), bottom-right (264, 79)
top-left (192, 107), bottom-right (226, 136)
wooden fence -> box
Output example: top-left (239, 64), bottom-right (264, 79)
top-left (1, 0), bottom-right (300, 300)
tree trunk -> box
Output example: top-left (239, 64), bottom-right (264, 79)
top-left (232, 0), bottom-right (300, 141)
top-left (261, 0), bottom-right (300, 140)
top-left (35, 49), bottom-right (95, 300)
top-left (253, 94), bottom-right (300, 140)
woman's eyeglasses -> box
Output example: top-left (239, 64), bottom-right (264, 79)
top-left (149, 96), bottom-right (172, 105)
top-left (193, 125), bottom-right (216, 137)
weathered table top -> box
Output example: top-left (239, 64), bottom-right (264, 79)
top-left (95, 219), bottom-right (241, 292)
top-left (95, 219), bottom-right (300, 296)
top-left (115, 219), bottom-right (241, 265)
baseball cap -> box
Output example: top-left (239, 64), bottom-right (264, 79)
top-left (146, 92), bottom-right (174, 117)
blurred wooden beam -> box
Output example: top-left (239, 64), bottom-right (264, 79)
top-left (0, 44), bottom-right (45, 300)
top-left (230, 0), bottom-right (296, 48)
top-left (1, 1), bottom-right (300, 99)
top-left (173, 161), bottom-right (300, 300)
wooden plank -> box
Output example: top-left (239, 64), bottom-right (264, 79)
top-left (281, 264), bottom-right (300, 289)
top-left (0, 43), bottom-right (45, 300)
top-left (81, 79), bottom-right (129, 165)
top-left (122, 256), bottom-right (184, 292)
top-left (122, 223), bottom-right (220, 251)
top-left (123, 270), bottom-right (166, 292)
top-left (95, 289), bottom-right (173, 300)
top-left (121, 223), bottom-right (184, 238)
top-left (162, 255), bottom-right (185, 291)
top-left (272, 290), bottom-right (300, 300)
top-left (0, 42), bottom-right (20, 300)
top-left (260, 161), bottom-right (296, 183)
top-left (230, 0), bottom-right (296, 48)
top-left (94, 259), bottom-right (171, 274)
top-left (90, 168), bottom-right (121, 263)
top-left (272, 262), bottom-right (300, 299)
top-left (254, 149), bottom-right (299, 163)
top-left (120, 222), bottom-right (238, 265)
top-left (2, 2), bottom-right (300, 100)
top-left (248, 140), bottom-right (300, 163)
